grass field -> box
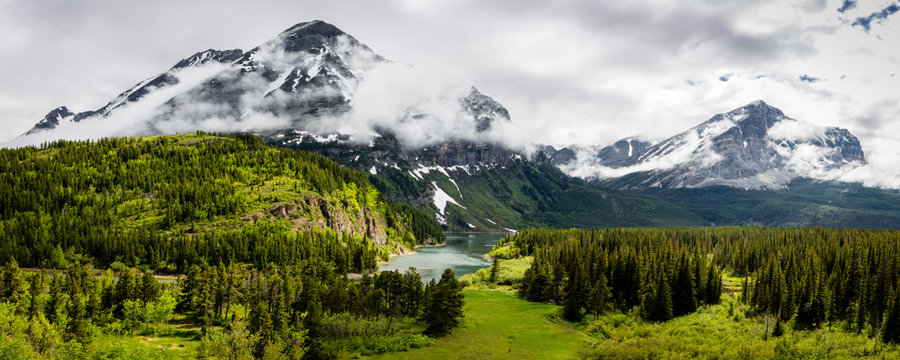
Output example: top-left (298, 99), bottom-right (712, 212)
top-left (363, 288), bottom-right (589, 360)
top-left (90, 320), bottom-right (203, 359)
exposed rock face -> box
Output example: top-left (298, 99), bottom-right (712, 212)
top-left (461, 87), bottom-right (511, 132)
top-left (246, 194), bottom-right (388, 244)
top-left (596, 138), bottom-right (653, 168)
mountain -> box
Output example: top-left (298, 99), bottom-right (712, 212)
top-left (552, 101), bottom-right (866, 190)
top-left (22, 20), bottom-right (507, 140)
top-left (14, 20), bottom-right (898, 230)
top-left (15, 20), bottom-right (710, 231)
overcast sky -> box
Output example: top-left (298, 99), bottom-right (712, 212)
top-left (0, 0), bottom-right (898, 183)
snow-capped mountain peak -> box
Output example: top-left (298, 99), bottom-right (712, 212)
top-left (553, 101), bottom-right (866, 189)
top-left (19, 20), bottom-right (500, 142)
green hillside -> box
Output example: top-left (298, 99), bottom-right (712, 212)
top-left (0, 133), bottom-right (443, 272)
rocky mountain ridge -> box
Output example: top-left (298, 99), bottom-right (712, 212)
top-left (547, 101), bottom-right (866, 189)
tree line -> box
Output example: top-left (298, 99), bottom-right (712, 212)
top-left (0, 257), bottom-right (464, 359)
top-left (506, 228), bottom-right (721, 322)
top-left (495, 226), bottom-right (900, 343)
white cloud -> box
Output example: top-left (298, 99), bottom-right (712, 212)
top-left (0, 0), bottom-right (898, 187)
top-left (768, 119), bottom-right (827, 141)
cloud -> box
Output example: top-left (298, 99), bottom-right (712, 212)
top-left (768, 119), bottom-right (826, 141)
top-left (0, 0), bottom-right (899, 188)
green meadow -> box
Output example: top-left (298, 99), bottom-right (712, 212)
top-left (363, 288), bottom-right (589, 360)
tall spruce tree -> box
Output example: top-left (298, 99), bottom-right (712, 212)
top-left (422, 269), bottom-right (465, 334)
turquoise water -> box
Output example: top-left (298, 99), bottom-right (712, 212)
top-left (378, 233), bottom-right (505, 283)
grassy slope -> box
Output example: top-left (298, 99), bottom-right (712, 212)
top-left (365, 288), bottom-right (589, 360)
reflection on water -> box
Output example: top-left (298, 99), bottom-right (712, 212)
top-left (378, 233), bottom-right (505, 283)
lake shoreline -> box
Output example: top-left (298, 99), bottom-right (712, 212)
top-left (377, 233), bottom-right (504, 283)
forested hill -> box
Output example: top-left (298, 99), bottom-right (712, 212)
top-left (0, 133), bottom-right (443, 272)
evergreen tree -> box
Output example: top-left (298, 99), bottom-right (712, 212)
top-left (882, 286), bottom-right (900, 344)
top-left (402, 268), bottom-right (424, 317)
top-left (66, 294), bottom-right (90, 345)
top-left (705, 263), bottom-right (722, 305)
top-left (587, 274), bottom-right (613, 317)
top-left (140, 270), bottom-right (161, 303)
top-left (422, 269), bottom-right (465, 334)
top-left (563, 259), bottom-right (589, 321)
top-left (46, 274), bottom-right (64, 324)
top-left (27, 272), bottom-right (45, 319)
top-left (672, 255), bottom-right (697, 316)
top-left (646, 274), bottom-right (673, 322)
top-left (489, 257), bottom-right (500, 283)
top-left (177, 265), bottom-right (201, 313)
top-left (1, 258), bottom-right (27, 313)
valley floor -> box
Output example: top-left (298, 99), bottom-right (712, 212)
top-left (361, 288), bottom-right (589, 360)
top-left (24, 281), bottom-right (900, 359)
top-left (363, 270), bottom-right (900, 360)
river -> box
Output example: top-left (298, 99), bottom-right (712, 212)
top-left (378, 233), bottom-right (506, 283)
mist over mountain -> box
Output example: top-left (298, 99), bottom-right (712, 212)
top-left (6, 20), bottom-right (895, 231)
top-left (11, 20), bottom-right (516, 151)
top-left (548, 101), bottom-right (867, 190)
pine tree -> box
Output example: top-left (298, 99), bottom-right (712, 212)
top-left (46, 274), bottom-right (63, 324)
top-left (140, 270), bottom-right (161, 303)
top-left (402, 268), bottom-right (424, 317)
top-left (66, 294), bottom-right (90, 345)
top-left (1, 258), bottom-right (27, 313)
top-left (563, 259), bottom-right (589, 321)
top-left (672, 255), bottom-right (697, 316)
top-left (587, 274), bottom-right (613, 317)
top-left (27, 272), bottom-right (45, 319)
top-left (882, 286), bottom-right (900, 344)
top-left (422, 269), bottom-right (465, 334)
top-left (177, 265), bottom-right (202, 313)
top-left (705, 262), bottom-right (722, 305)
top-left (489, 257), bottom-right (500, 283)
top-left (647, 273), bottom-right (673, 322)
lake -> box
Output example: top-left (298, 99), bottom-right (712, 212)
top-left (378, 233), bottom-right (506, 283)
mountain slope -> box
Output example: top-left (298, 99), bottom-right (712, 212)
top-left (555, 101), bottom-right (866, 190)
top-left (15, 19), bottom-right (694, 232)
top-left (638, 178), bottom-right (900, 229)
top-left (0, 133), bottom-right (442, 271)
top-left (277, 133), bottom-right (711, 231)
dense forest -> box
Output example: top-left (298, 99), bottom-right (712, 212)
top-left (492, 227), bottom-right (900, 343)
top-left (0, 133), bottom-right (444, 272)
top-left (0, 258), bottom-right (465, 359)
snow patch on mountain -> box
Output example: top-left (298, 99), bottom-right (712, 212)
top-left (432, 181), bottom-right (466, 225)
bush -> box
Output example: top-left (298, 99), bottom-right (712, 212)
top-left (331, 334), bottom-right (434, 355)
